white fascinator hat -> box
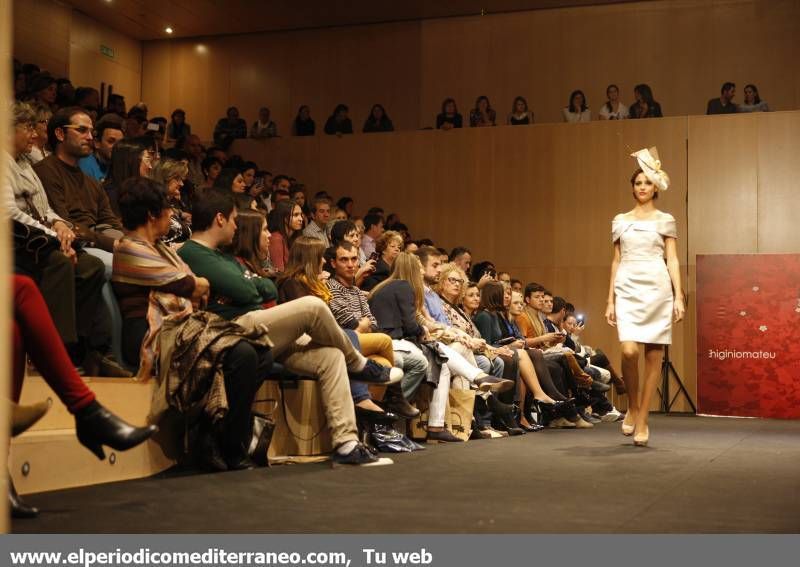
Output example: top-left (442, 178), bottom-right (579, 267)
top-left (630, 147), bottom-right (670, 191)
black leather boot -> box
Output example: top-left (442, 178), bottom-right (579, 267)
top-left (9, 475), bottom-right (38, 519)
top-left (74, 401), bottom-right (158, 460)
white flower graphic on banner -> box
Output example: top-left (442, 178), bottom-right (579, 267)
top-left (752, 286), bottom-right (760, 292)
top-left (759, 325), bottom-right (768, 332)
top-left (739, 311), bottom-right (747, 316)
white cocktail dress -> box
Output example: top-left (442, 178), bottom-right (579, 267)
top-left (612, 212), bottom-right (677, 344)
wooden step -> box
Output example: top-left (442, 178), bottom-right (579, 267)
top-left (10, 428), bottom-right (174, 495)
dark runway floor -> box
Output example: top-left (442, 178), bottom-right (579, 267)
top-left (13, 415), bottom-right (800, 533)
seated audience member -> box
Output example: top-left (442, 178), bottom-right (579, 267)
top-left (124, 108), bottom-right (148, 139)
top-left (363, 104), bottom-right (394, 133)
top-left (14, 68), bottom-right (27, 101)
top-left (166, 108), bottom-right (191, 144)
top-left (449, 247), bottom-right (472, 274)
top-left (6, 102), bottom-right (127, 377)
top-left (74, 87), bottom-right (101, 117)
top-left (34, 107), bottom-right (124, 275)
top-left (28, 103), bottom-right (52, 163)
top-left (510, 278), bottom-right (522, 294)
top-left (302, 196), bottom-right (332, 245)
top-left (106, 94), bottom-right (126, 117)
top-left (79, 114), bottom-right (124, 181)
top-left (336, 196), bottom-right (354, 218)
top-left (360, 213), bottom-right (384, 258)
top-left (213, 106), bottom-right (247, 149)
top-left (206, 145), bottom-right (227, 165)
top-left (199, 156), bottom-right (223, 192)
top-left (268, 199), bottom-right (304, 272)
top-left (738, 84), bottom-right (769, 112)
top-left (707, 82), bottom-right (738, 115)
top-left (250, 107), bottom-right (278, 138)
top-left (180, 134), bottom-right (205, 187)
top-left (327, 240), bottom-right (423, 417)
top-left (230, 209), bottom-right (275, 280)
top-left (112, 179), bottom-right (275, 470)
top-left (103, 137), bottom-right (152, 216)
top-left (369, 253), bottom-right (510, 442)
top-left (507, 96), bottom-right (534, 125)
top-left (469, 96), bottom-right (497, 127)
top-left (213, 167), bottom-right (254, 210)
top-left (55, 78), bottom-right (75, 108)
top-left (324, 104), bottom-right (354, 135)
top-left (436, 98), bottom-right (463, 130)
top-left (629, 84), bottom-right (663, 119)
top-left (26, 73), bottom-right (57, 110)
top-left (293, 105), bottom-right (315, 136)
top-left (172, 188), bottom-right (390, 465)
top-left (361, 230), bottom-right (403, 292)
top-left (563, 90), bottom-right (591, 122)
top-left (598, 84), bottom-right (629, 120)
top-left (9, 275), bottom-right (156, 518)
top-left (151, 159), bottom-right (192, 245)
top-left (330, 220), bottom-right (375, 285)
top-left (239, 161), bottom-right (258, 194)
top-left (497, 271), bottom-right (511, 286)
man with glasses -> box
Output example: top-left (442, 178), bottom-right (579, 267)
top-left (34, 107), bottom-right (124, 270)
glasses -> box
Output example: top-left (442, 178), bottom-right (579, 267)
top-left (446, 277), bottom-right (464, 285)
top-left (62, 125), bottom-right (93, 136)
top-left (17, 123), bottom-right (36, 133)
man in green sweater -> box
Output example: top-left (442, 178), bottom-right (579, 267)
top-left (178, 189), bottom-right (392, 466)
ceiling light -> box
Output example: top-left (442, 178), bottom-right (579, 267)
top-left (165, 27), bottom-right (173, 34)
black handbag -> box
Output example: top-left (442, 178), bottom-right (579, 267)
top-left (12, 220), bottom-right (63, 264)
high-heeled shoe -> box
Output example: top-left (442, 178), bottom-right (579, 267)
top-left (74, 401), bottom-right (158, 460)
top-left (474, 375), bottom-right (515, 393)
top-left (355, 406), bottom-right (401, 425)
top-left (621, 411), bottom-right (635, 436)
top-left (11, 399), bottom-right (52, 437)
top-left (8, 474), bottom-right (38, 519)
top-left (633, 425), bottom-right (649, 447)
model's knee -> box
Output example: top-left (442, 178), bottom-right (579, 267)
top-left (621, 343), bottom-right (639, 360)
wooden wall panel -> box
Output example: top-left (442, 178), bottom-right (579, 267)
top-left (756, 112), bottom-right (800, 253)
top-left (12, 0), bottom-right (71, 77)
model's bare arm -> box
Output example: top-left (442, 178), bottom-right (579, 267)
top-left (605, 242), bottom-right (621, 326)
top-left (664, 237), bottom-right (684, 322)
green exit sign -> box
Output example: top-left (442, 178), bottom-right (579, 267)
top-left (100, 44), bottom-right (115, 59)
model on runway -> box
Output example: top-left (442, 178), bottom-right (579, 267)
top-left (604, 147), bottom-right (684, 447)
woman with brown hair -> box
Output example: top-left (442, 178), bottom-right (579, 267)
top-left (229, 209), bottom-right (274, 277)
top-left (268, 199), bottom-right (304, 272)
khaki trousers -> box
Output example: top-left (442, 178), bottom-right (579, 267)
top-left (235, 296), bottom-right (364, 447)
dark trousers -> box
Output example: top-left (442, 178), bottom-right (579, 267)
top-left (220, 341), bottom-right (273, 455)
top-left (12, 275), bottom-right (96, 413)
top-left (15, 249), bottom-right (109, 349)
top-left (526, 348), bottom-right (569, 401)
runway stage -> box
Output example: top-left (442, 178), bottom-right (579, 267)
top-left (13, 415), bottom-right (800, 533)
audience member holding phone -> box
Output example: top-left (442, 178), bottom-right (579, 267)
top-left (361, 230), bottom-right (403, 292)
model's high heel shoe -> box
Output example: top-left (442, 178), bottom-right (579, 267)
top-left (75, 401), bottom-right (158, 460)
top-left (621, 411), bottom-right (636, 436)
top-left (633, 424), bottom-right (649, 447)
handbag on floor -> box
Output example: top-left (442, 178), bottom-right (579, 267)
top-left (247, 411), bottom-right (275, 466)
top-left (446, 388), bottom-right (476, 442)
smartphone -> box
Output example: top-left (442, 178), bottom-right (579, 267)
top-left (369, 252), bottom-right (380, 262)
top-left (577, 313), bottom-right (585, 324)
top-left (496, 336), bottom-right (517, 346)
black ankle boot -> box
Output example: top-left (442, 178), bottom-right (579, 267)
top-left (8, 475), bottom-right (38, 519)
top-left (74, 401), bottom-right (158, 460)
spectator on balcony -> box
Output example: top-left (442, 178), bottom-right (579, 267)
top-left (213, 106), bottom-right (247, 149)
top-left (250, 107), bottom-right (278, 139)
top-left (324, 104), bottom-right (354, 135)
top-left (507, 96), bottom-right (534, 125)
top-left (363, 104), bottom-right (394, 133)
top-left (562, 90), bottom-right (591, 123)
top-left (598, 84), bottom-right (629, 120)
top-left (436, 98), bottom-right (463, 130)
top-left (738, 84), bottom-right (770, 113)
top-left (469, 96), bottom-right (496, 127)
top-left (707, 82), bottom-right (738, 115)
top-left (293, 105), bottom-right (315, 136)
top-left (629, 84), bottom-right (663, 119)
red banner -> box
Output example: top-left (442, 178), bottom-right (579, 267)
top-left (696, 254), bottom-right (800, 419)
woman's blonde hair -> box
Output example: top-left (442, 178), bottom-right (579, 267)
top-left (11, 101), bottom-right (36, 126)
top-left (369, 252), bottom-right (425, 314)
top-left (279, 236), bottom-right (331, 302)
top-left (434, 262), bottom-right (467, 305)
top-left (151, 159), bottom-right (189, 185)
top-left (375, 230), bottom-right (403, 254)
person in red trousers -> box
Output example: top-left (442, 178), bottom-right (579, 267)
top-left (9, 275), bottom-right (157, 519)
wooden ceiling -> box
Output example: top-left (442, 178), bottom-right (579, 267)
top-left (62, 0), bottom-right (642, 41)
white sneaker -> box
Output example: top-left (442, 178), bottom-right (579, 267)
top-left (601, 409), bottom-right (623, 422)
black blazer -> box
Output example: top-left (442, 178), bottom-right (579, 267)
top-left (368, 280), bottom-right (423, 340)
top-left (360, 258), bottom-right (390, 292)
